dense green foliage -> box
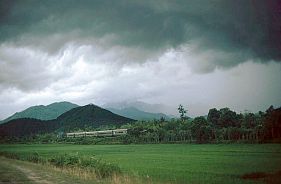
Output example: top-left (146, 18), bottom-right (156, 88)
top-left (123, 106), bottom-right (281, 144)
top-left (108, 107), bottom-right (171, 121)
top-left (0, 144), bottom-right (280, 183)
top-left (0, 118), bottom-right (57, 138)
top-left (57, 104), bottom-right (135, 131)
top-left (0, 102), bottom-right (79, 124)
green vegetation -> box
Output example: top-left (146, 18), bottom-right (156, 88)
top-left (0, 101), bottom-right (79, 124)
top-left (1, 103), bottom-right (281, 145)
top-left (122, 105), bottom-right (281, 144)
top-left (0, 151), bottom-right (121, 179)
top-left (1, 144), bottom-right (281, 183)
top-left (178, 104), bottom-right (188, 121)
top-left (1, 105), bottom-right (281, 145)
top-left (57, 104), bottom-right (135, 131)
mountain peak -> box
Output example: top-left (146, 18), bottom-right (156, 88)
top-left (0, 101), bottom-right (79, 124)
top-left (55, 104), bottom-right (135, 131)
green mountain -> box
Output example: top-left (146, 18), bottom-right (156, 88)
top-left (107, 107), bottom-right (171, 121)
top-left (56, 104), bottom-right (135, 131)
top-left (0, 104), bottom-right (135, 137)
top-left (0, 102), bottom-right (79, 124)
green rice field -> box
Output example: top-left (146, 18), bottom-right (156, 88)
top-left (0, 144), bottom-right (281, 183)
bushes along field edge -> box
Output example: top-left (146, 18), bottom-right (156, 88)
top-left (0, 151), bottom-right (121, 178)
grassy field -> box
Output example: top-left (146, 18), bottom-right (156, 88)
top-left (0, 144), bottom-right (281, 183)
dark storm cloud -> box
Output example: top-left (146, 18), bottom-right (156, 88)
top-left (0, 0), bottom-right (280, 62)
top-left (1, 0), bottom-right (281, 120)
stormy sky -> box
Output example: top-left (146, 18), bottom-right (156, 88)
top-left (0, 0), bottom-right (281, 119)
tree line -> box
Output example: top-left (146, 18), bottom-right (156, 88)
top-left (121, 105), bottom-right (281, 144)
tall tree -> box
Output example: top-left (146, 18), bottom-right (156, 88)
top-left (178, 104), bottom-right (187, 121)
top-left (207, 108), bottom-right (221, 127)
top-left (242, 113), bottom-right (257, 129)
top-left (218, 108), bottom-right (239, 128)
top-left (191, 116), bottom-right (211, 143)
top-left (264, 106), bottom-right (281, 139)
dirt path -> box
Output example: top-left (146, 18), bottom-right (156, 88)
top-left (0, 157), bottom-right (88, 184)
top-left (14, 165), bottom-right (53, 184)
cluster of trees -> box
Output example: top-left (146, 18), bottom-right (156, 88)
top-left (122, 105), bottom-right (281, 144)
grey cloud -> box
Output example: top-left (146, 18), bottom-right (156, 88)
top-left (0, 45), bottom-right (52, 91)
top-left (177, 43), bottom-right (252, 73)
top-left (0, 43), bottom-right (78, 91)
top-left (0, 40), bottom-right (158, 92)
top-left (1, 0), bottom-right (281, 120)
top-left (0, 0), bottom-right (280, 64)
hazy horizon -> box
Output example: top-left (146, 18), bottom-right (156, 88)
top-left (1, 0), bottom-right (280, 119)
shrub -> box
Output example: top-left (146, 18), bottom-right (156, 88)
top-left (48, 153), bottom-right (121, 178)
top-left (49, 153), bottom-right (80, 167)
top-left (79, 156), bottom-right (121, 178)
top-left (26, 152), bottom-right (40, 163)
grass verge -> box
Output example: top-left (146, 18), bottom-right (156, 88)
top-left (0, 151), bottom-right (122, 181)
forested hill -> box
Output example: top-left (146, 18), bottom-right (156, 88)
top-left (0, 104), bottom-right (135, 137)
top-left (0, 102), bottom-right (79, 124)
top-left (56, 104), bottom-right (135, 131)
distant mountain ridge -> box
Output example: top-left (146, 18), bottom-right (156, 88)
top-left (0, 102), bottom-right (79, 124)
top-left (104, 101), bottom-right (175, 115)
top-left (0, 104), bottom-right (135, 137)
top-left (108, 107), bottom-right (171, 121)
